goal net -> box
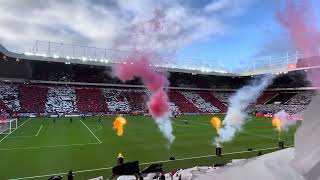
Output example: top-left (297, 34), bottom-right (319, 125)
top-left (0, 118), bottom-right (17, 135)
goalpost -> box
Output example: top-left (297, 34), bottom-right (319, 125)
top-left (0, 118), bottom-right (18, 135)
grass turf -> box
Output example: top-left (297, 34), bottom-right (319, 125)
top-left (0, 115), bottom-right (299, 180)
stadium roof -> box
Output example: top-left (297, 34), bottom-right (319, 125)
top-left (0, 42), bottom-right (317, 77)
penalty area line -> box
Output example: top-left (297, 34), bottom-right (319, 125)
top-left (0, 118), bottom-right (31, 144)
top-left (80, 120), bottom-right (102, 144)
top-left (95, 125), bottom-right (103, 133)
top-left (8, 146), bottom-right (293, 180)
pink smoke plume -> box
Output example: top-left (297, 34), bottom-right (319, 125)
top-left (147, 90), bottom-right (170, 118)
top-left (277, 0), bottom-right (320, 86)
top-left (113, 53), bottom-right (175, 143)
top-left (113, 9), bottom-right (175, 144)
top-left (277, 0), bottom-right (319, 53)
top-left (114, 54), bottom-right (167, 93)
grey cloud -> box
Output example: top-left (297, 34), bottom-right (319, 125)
top-left (0, 0), bottom-right (252, 55)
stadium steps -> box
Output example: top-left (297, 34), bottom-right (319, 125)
top-left (198, 91), bottom-right (227, 113)
top-left (266, 92), bottom-right (297, 105)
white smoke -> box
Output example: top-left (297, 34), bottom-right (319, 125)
top-left (215, 74), bottom-right (275, 146)
top-left (273, 110), bottom-right (297, 132)
top-left (155, 113), bottom-right (175, 145)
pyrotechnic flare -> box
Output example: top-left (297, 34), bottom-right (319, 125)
top-left (272, 117), bottom-right (282, 140)
top-left (272, 110), bottom-right (297, 140)
top-left (211, 116), bottom-right (221, 135)
top-left (113, 116), bottom-right (127, 136)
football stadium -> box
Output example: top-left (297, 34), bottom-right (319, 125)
top-left (0, 0), bottom-right (320, 180)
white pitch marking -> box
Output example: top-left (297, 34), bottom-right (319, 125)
top-left (80, 120), bottom-right (102, 144)
top-left (95, 125), bottom-right (103, 133)
top-left (7, 136), bottom-right (35, 139)
top-left (35, 125), bottom-right (43, 137)
top-left (8, 146), bottom-right (293, 180)
top-left (0, 118), bottom-right (31, 144)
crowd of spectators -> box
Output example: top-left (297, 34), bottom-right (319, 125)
top-left (45, 86), bottom-right (77, 114)
top-left (102, 89), bottom-right (131, 113)
top-left (180, 92), bottom-right (219, 113)
top-left (0, 82), bottom-right (314, 116)
top-left (0, 84), bottom-right (20, 113)
top-left (19, 85), bottom-right (48, 113)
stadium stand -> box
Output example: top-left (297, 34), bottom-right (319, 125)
top-left (0, 82), bottom-right (312, 116)
top-left (0, 84), bottom-right (20, 113)
top-left (285, 91), bottom-right (313, 105)
top-left (180, 91), bottom-right (219, 113)
top-left (121, 90), bottom-right (147, 113)
top-left (256, 92), bottom-right (276, 104)
top-left (45, 86), bottom-right (77, 113)
top-left (212, 92), bottom-right (232, 106)
top-left (266, 92), bottom-right (298, 104)
top-left (75, 88), bottom-right (108, 113)
top-left (254, 91), bottom-right (314, 115)
top-left (102, 89), bottom-right (131, 113)
top-left (168, 91), bottom-right (200, 113)
top-left (19, 85), bottom-right (48, 113)
top-left (169, 102), bottom-right (180, 115)
top-left (199, 92), bottom-right (227, 112)
top-left (176, 79), bottom-right (197, 88)
top-left (0, 77), bottom-right (314, 116)
top-left (0, 51), bottom-right (316, 116)
top-left (254, 104), bottom-right (308, 115)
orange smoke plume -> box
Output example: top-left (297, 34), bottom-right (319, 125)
top-left (272, 118), bottom-right (282, 140)
top-left (113, 116), bottom-right (127, 136)
top-left (211, 116), bottom-right (221, 135)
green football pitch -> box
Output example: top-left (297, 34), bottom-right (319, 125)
top-left (0, 115), bottom-right (298, 180)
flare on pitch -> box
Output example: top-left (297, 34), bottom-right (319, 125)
top-left (210, 116), bottom-right (221, 135)
top-left (272, 117), bottom-right (282, 140)
top-left (113, 116), bottom-right (127, 136)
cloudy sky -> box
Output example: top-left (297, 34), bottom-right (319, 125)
top-left (0, 0), bottom-right (319, 70)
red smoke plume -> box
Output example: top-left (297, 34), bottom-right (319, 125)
top-left (112, 8), bottom-right (175, 144)
top-left (114, 54), bottom-right (167, 93)
top-left (113, 53), bottom-right (170, 118)
top-left (148, 90), bottom-right (170, 118)
top-left (277, 0), bottom-right (319, 54)
top-left (277, 0), bottom-right (320, 86)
